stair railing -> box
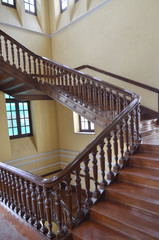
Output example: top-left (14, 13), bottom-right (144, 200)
top-left (0, 29), bottom-right (141, 239)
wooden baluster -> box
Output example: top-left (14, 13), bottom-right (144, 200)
top-left (119, 121), bottom-right (125, 165)
top-left (44, 187), bottom-right (55, 239)
top-left (103, 87), bottom-right (108, 114)
top-left (87, 80), bottom-right (92, 110)
top-left (28, 53), bottom-right (32, 74)
top-left (82, 77), bottom-right (87, 107)
top-left (20, 178), bottom-right (29, 220)
top-left (113, 127), bottom-right (120, 172)
top-left (11, 42), bottom-right (15, 66)
top-left (130, 111), bottom-right (135, 153)
top-left (26, 180), bottom-right (34, 224)
top-left (53, 65), bottom-right (56, 86)
top-left (54, 183), bottom-right (64, 238)
top-left (22, 49), bottom-right (26, 73)
top-left (11, 173), bottom-right (18, 212)
top-left (32, 183), bottom-right (41, 229)
top-left (46, 62), bottom-right (50, 84)
top-left (135, 104), bottom-right (141, 144)
top-left (116, 92), bottom-right (119, 114)
top-left (0, 34), bottom-right (3, 59)
top-left (15, 176), bottom-right (23, 217)
top-left (4, 37), bottom-right (9, 63)
top-left (69, 72), bottom-right (73, 98)
top-left (61, 68), bottom-right (64, 90)
top-left (50, 65), bottom-right (53, 85)
top-left (3, 169), bottom-right (9, 204)
top-left (118, 94), bottom-right (121, 114)
top-left (73, 73), bottom-right (77, 101)
top-left (64, 175), bottom-right (73, 229)
top-left (112, 91), bottom-right (115, 116)
top-left (6, 171), bottom-right (12, 207)
top-left (92, 148), bottom-right (100, 199)
top-left (43, 60), bottom-right (47, 85)
top-left (93, 83), bottom-right (98, 113)
top-left (37, 186), bottom-right (48, 234)
top-left (84, 156), bottom-right (92, 207)
top-left (0, 168), bottom-right (4, 201)
top-left (65, 70), bottom-right (69, 96)
top-left (125, 116), bottom-right (131, 158)
top-left (16, 46), bottom-right (21, 70)
top-left (38, 57), bottom-right (42, 83)
top-left (77, 75), bottom-right (81, 103)
top-left (99, 140), bottom-right (107, 189)
top-left (107, 134), bottom-right (114, 181)
top-left (74, 167), bottom-right (82, 218)
top-left (33, 56), bottom-right (37, 77)
top-left (98, 84), bottom-right (102, 114)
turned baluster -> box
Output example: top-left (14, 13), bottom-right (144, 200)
top-left (50, 65), bottom-right (53, 85)
top-left (11, 173), bottom-right (18, 212)
top-left (92, 83), bottom-right (97, 113)
top-left (118, 94), bottom-right (121, 113)
top-left (22, 49), bottom-right (26, 72)
top-left (3, 169), bottom-right (9, 204)
top-left (6, 171), bottom-right (13, 207)
top-left (54, 183), bottom-right (64, 238)
top-left (43, 60), bottom-right (47, 84)
top-left (0, 35), bottom-right (3, 59)
top-left (15, 176), bottom-right (23, 217)
top-left (98, 84), bottom-right (103, 114)
top-left (119, 121), bottom-right (125, 165)
top-left (44, 187), bottom-right (55, 239)
top-left (28, 53), bottom-right (32, 74)
top-left (84, 156), bottom-right (92, 207)
top-left (46, 62), bottom-right (50, 84)
top-left (31, 183), bottom-right (41, 229)
top-left (65, 70), bottom-right (69, 95)
top-left (56, 66), bottom-right (60, 86)
top-left (92, 148), bottom-right (100, 199)
top-left (10, 42), bottom-right (15, 66)
top-left (113, 127), bottom-right (120, 172)
top-left (130, 111), bottom-right (135, 152)
top-left (77, 75), bottom-right (81, 103)
top-left (64, 175), bottom-right (73, 229)
top-left (99, 140), bottom-right (107, 189)
top-left (0, 168), bottom-right (4, 201)
top-left (37, 186), bottom-right (48, 234)
top-left (26, 180), bottom-right (34, 224)
top-left (69, 72), bottom-right (73, 98)
top-left (73, 73), bottom-right (77, 101)
top-left (16, 45), bottom-right (21, 70)
top-left (87, 80), bottom-right (92, 109)
top-left (74, 167), bottom-right (82, 218)
top-left (38, 57), bottom-right (42, 83)
top-left (53, 65), bottom-right (56, 86)
top-left (4, 37), bottom-right (9, 63)
top-left (106, 134), bottom-right (114, 181)
top-left (103, 87), bottom-right (108, 114)
top-left (135, 104), bottom-right (141, 144)
top-left (125, 116), bottom-right (131, 157)
top-left (20, 178), bottom-right (28, 220)
top-left (61, 68), bottom-right (64, 89)
top-left (82, 77), bottom-right (87, 107)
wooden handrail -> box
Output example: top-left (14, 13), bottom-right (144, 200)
top-left (75, 65), bottom-right (159, 94)
top-left (0, 29), bottom-right (141, 240)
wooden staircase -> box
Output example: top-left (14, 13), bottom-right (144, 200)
top-left (72, 144), bottom-right (159, 240)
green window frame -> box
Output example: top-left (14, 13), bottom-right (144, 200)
top-left (79, 115), bottom-right (95, 133)
top-left (24, 0), bottom-right (36, 15)
top-left (1, 0), bottom-right (16, 8)
top-left (5, 94), bottom-right (32, 139)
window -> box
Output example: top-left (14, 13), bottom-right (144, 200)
top-left (75, 0), bottom-right (79, 2)
top-left (5, 94), bottom-right (32, 139)
top-left (1, 0), bottom-right (16, 8)
top-left (60, 0), bottom-right (67, 13)
top-left (79, 116), bottom-right (95, 132)
top-left (24, 0), bottom-right (36, 15)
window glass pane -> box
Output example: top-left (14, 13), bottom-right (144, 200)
top-left (13, 119), bottom-right (17, 127)
top-left (9, 128), bottom-right (13, 136)
top-left (8, 120), bottom-right (12, 128)
top-left (24, 111), bottom-right (29, 118)
top-left (24, 102), bottom-right (28, 110)
top-left (30, 5), bottom-right (35, 12)
top-left (9, 0), bottom-right (14, 5)
top-left (26, 126), bottom-right (30, 134)
top-left (11, 103), bottom-right (16, 111)
top-left (12, 111), bottom-right (16, 119)
top-left (90, 122), bottom-right (95, 130)
top-left (20, 111), bottom-right (24, 118)
top-left (2, 0), bottom-right (8, 3)
top-left (19, 103), bottom-right (23, 110)
top-left (25, 119), bottom-right (29, 126)
top-left (7, 112), bottom-right (11, 119)
top-left (13, 128), bottom-right (18, 135)
top-left (25, 3), bottom-right (29, 10)
top-left (30, 0), bottom-right (34, 3)
top-left (21, 127), bottom-right (26, 134)
top-left (5, 93), bottom-right (10, 99)
top-left (6, 103), bottom-right (10, 111)
top-left (20, 119), bottom-right (25, 126)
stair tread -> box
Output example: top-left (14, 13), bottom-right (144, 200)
top-left (121, 167), bottom-right (159, 179)
top-left (72, 220), bottom-right (129, 240)
top-left (130, 153), bottom-right (159, 160)
top-left (91, 200), bottom-right (159, 237)
top-left (107, 182), bottom-right (159, 204)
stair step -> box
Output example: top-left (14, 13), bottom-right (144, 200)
top-left (72, 220), bottom-right (129, 240)
top-left (129, 153), bottom-right (159, 169)
top-left (106, 182), bottom-right (159, 216)
top-left (90, 200), bottom-right (159, 240)
top-left (139, 144), bottom-right (159, 154)
top-left (119, 167), bottom-right (159, 188)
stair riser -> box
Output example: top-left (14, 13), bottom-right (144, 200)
top-left (119, 174), bottom-right (159, 189)
top-left (90, 211), bottom-right (157, 240)
top-left (107, 191), bottom-right (159, 215)
top-left (139, 145), bottom-right (159, 154)
top-left (130, 158), bottom-right (159, 169)
top-left (72, 235), bottom-right (83, 240)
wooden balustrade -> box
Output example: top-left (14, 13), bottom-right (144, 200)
top-left (0, 29), bottom-right (141, 239)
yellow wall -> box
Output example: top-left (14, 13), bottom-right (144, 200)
top-left (51, 0), bottom-right (159, 111)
